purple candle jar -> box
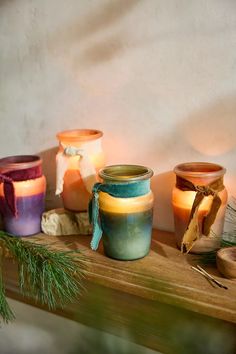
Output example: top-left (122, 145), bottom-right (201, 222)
top-left (0, 155), bottom-right (46, 236)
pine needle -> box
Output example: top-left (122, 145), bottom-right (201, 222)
top-left (0, 274), bottom-right (15, 323)
top-left (0, 231), bottom-right (86, 322)
top-left (196, 201), bottom-right (236, 265)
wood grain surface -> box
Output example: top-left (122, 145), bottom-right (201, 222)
top-left (4, 229), bottom-right (236, 323)
top-left (3, 229), bottom-right (236, 352)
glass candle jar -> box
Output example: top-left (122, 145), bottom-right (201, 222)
top-left (90, 165), bottom-right (154, 260)
top-left (56, 129), bottom-right (105, 212)
top-left (172, 162), bottom-right (228, 253)
top-left (0, 155), bottom-right (46, 236)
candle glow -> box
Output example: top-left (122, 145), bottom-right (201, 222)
top-left (172, 162), bottom-right (228, 253)
top-left (56, 129), bottom-right (105, 212)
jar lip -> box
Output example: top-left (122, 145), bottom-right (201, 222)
top-left (174, 162), bottom-right (226, 178)
top-left (56, 129), bottom-right (103, 143)
top-left (99, 164), bottom-right (153, 181)
top-left (0, 155), bottom-right (41, 172)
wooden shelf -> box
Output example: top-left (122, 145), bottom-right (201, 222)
top-left (3, 229), bottom-right (236, 351)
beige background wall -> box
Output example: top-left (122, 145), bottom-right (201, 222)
top-left (1, 0), bottom-right (236, 231)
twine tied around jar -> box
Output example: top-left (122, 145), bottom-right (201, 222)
top-left (176, 176), bottom-right (224, 253)
top-left (56, 144), bottom-right (98, 196)
top-left (0, 174), bottom-right (16, 216)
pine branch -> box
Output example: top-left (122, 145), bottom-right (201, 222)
top-left (194, 238), bottom-right (236, 265)
top-left (0, 274), bottom-right (15, 323)
top-left (0, 231), bottom-right (86, 322)
top-left (194, 199), bottom-right (236, 265)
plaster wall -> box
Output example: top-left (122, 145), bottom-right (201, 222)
top-left (1, 0), bottom-right (236, 230)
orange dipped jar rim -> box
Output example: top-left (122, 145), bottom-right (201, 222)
top-left (56, 129), bottom-right (103, 143)
top-left (174, 162), bottom-right (226, 179)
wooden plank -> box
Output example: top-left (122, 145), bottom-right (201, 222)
top-left (3, 229), bottom-right (236, 324)
top-left (5, 279), bottom-right (236, 353)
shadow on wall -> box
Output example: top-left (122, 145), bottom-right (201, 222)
top-left (1, 0), bottom-right (143, 90)
top-left (38, 147), bottom-right (62, 211)
top-left (52, 0), bottom-right (142, 44)
top-left (183, 95), bottom-right (236, 197)
top-left (37, 96), bottom-right (236, 231)
top-left (149, 95), bottom-right (236, 230)
top-left (146, 95), bottom-right (236, 170)
top-left (47, 0), bottom-right (142, 68)
top-left (0, 0), bottom-right (12, 7)
top-left (151, 171), bottom-right (175, 232)
top-left (79, 36), bottom-right (125, 67)
top-left (183, 95), bottom-right (236, 156)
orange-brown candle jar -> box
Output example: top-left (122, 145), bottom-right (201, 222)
top-left (172, 162), bottom-right (228, 253)
top-left (56, 129), bottom-right (105, 212)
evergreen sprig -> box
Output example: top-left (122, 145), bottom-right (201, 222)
top-left (197, 201), bottom-right (236, 265)
top-left (0, 274), bottom-right (15, 323)
top-left (0, 231), bottom-right (86, 323)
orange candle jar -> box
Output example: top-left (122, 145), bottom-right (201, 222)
top-left (56, 129), bottom-right (105, 212)
top-left (172, 162), bottom-right (228, 253)
top-left (0, 155), bottom-right (46, 236)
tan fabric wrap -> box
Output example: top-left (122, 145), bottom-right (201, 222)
top-left (176, 176), bottom-right (224, 253)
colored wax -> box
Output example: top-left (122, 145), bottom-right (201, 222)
top-left (0, 175), bottom-right (46, 236)
top-left (56, 129), bottom-right (105, 211)
top-left (0, 193), bottom-right (45, 236)
top-left (97, 165), bottom-right (154, 261)
top-left (62, 152), bottom-right (104, 211)
top-left (100, 209), bottom-right (153, 260)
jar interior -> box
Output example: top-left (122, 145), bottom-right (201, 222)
top-left (174, 162), bottom-right (226, 179)
top-left (57, 129), bottom-right (103, 143)
top-left (99, 165), bottom-right (153, 181)
top-left (0, 155), bottom-right (41, 172)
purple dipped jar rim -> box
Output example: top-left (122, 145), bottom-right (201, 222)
top-left (0, 155), bottom-right (42, 173)
top-left (174, 162), bottom-right (226, 178)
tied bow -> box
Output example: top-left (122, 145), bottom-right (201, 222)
top-left (176, 176), bottom-right (224, 253)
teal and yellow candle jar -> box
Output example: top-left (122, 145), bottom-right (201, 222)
top-left (90, 165), bottom-right (154, 260)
